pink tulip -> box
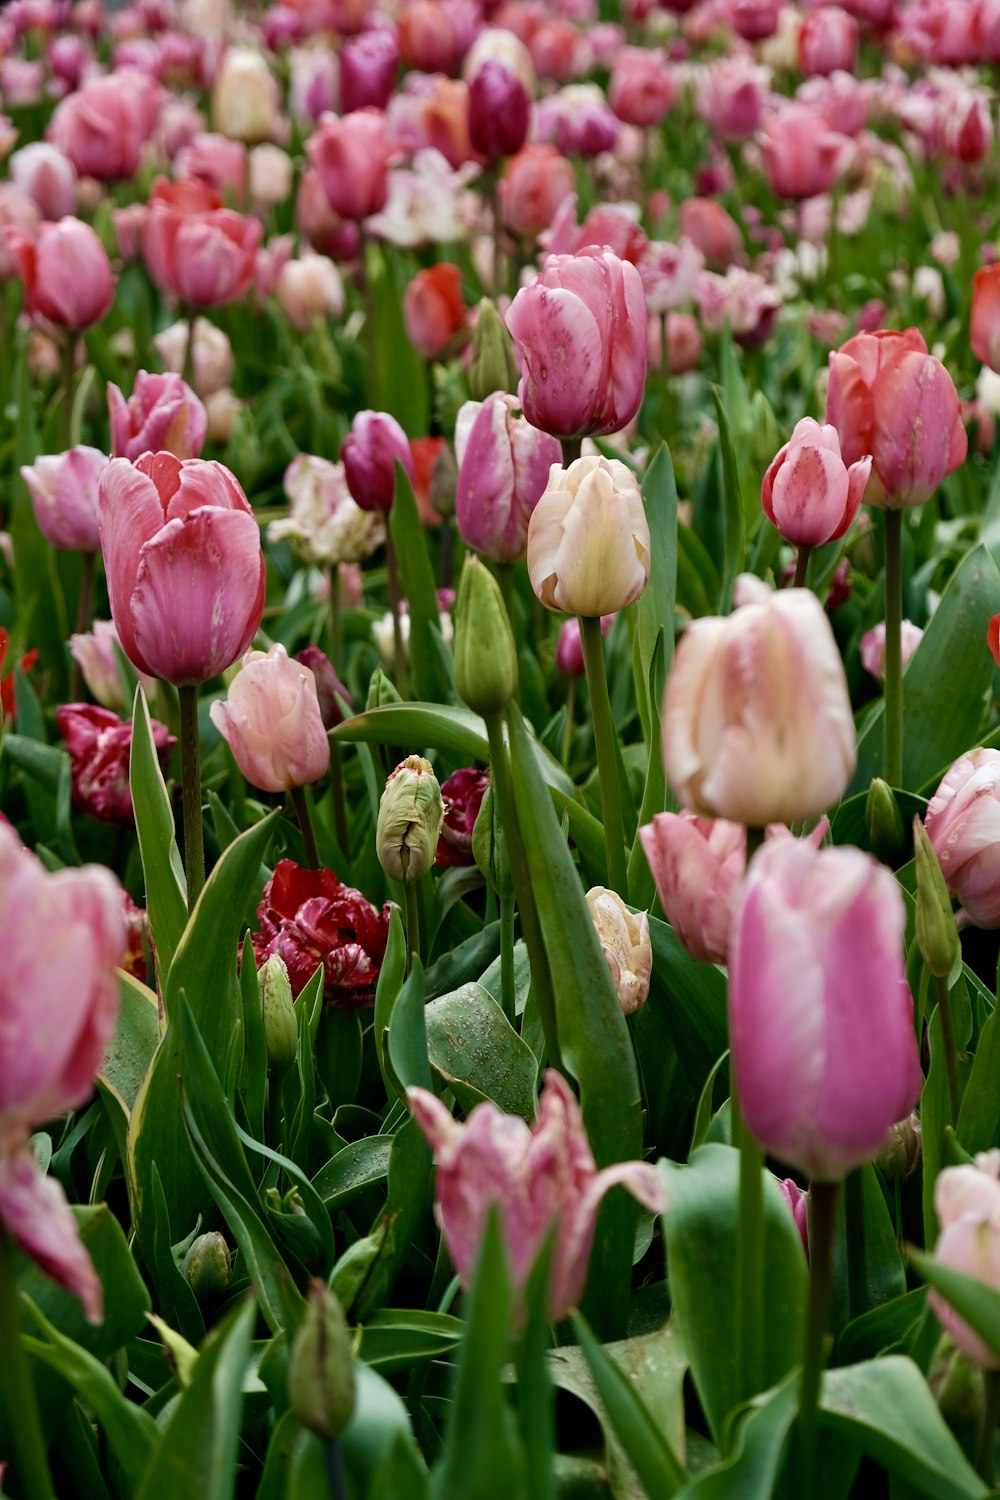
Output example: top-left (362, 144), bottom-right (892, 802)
top-left (506, 247), bottom-right (647, 440)
top-left (21, 446), bottom-right (107, 552)
top-left (341, 410), bottom-right (415, 514)
top-left (9, 142), bottom-right (76, 221)
top-left (555, 613), bottom-right (613, 675)
top-left (210, 644), bottom-right (331, 793)
top-left (0, 185), bottom-right (41, 283)
top-left (779, 1178), bottom-right (810, 1257)
top-left (730, 0), bottom-right (781, 39)
top-left (295, 645), bottom-right (352, 729)
top-left (499, 144), bottom-right (575, 240)
top-left (970, 264), bottom-right (1000, 373)
top-left (69, 619), bottom-right (157, 711)
top-left (760, 103), bottom-right (849, 201)
top-left (154, 316), bottom-right (234, 399)
top-left (929, 1156), bottom-right (1000, 1368)
top-left (761, 417), bottom-right (871, 547)
top-left (826, 328), bottom-right (967, 508)
top-left (11, 216), bottom-right (114, 330)
top-left (0, 1146), bottom-right (107, 1322)
top-left (306, 108), bottom-right (392, 222)
top-left (48, 69), bottom-right (162, 182)
top-left (798, 6), bottom-right (858, 74)
top-left (860, 619), bottom-right (924, 680)
top-left (538, 85), bottom-right (619, 159)
top-left (276, 253), bottom-right (345, 330)
top-left (98, 451), bottom-right (266, 686)
top-left (113, 203), bottom-right (149, 263)
top-left (697, 57), bottom-right (768, 141)
top-left (108, 370), bottom-right (207, 463)
top-left (639, 811), bottom-right (746, 965)
top-left (143, 177), bottom-right (262, 309)
top-left (340, 28), bottom-right (399, 114)
top-left (403, 263), bottom-right (467, 360)
top-left (454, 393), bottom-right (561, 563)
top-left (730, 838), bottom-right (922, 1180)
top-left (173, 132), bottom-right (248, 201)
top-left (925, 749), bottom-right (1000, 929)
top-left (57, 703), bottom-right (175, 826)
top-left (663, 589), bottom-right (856, 826)
top-left (608, 47), bottom-right (676, 127)
top-left (409, 1070), bottom-right (666, 1321)
top-left (468, 58), bottom-right (531, 159)
top-left (678, 198), bottom-right (743, 271)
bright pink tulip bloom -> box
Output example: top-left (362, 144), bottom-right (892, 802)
top-left (555, 613), bottom-right (613, 676)
top-left (98, 451), bottom-right (265, 686)
top-left (11, 216), bottom-right (114, 330)
top-left (48, 69), bottom-right (162, 182)
top-left (454, 393), bottom-right (561, 563)
top-left (639, 811), bottom-right (746, 965)
top-left (341, 410), bottom-right (415, 514)
top-left (9, 142), bottom-right (76, 221)
top-left (929, 1155), bottom-right (1000, 1368)
top-left (860, 619), bottom-right (923, 680)
top-left (761, 418), bottom-right (871, 547)
top-left (469, 59), bottom-right (531, 158)
top-left (210, 644), bottom-right (331, 793)
top-left (21, 446), bottom-right (108, 552)
top-left (925, 749), bottom-right (1000, 929)
top-left (108, 370), bottom-right (207, 463)
top-left (506, 247), bottom-right (647, 440)
top-left (143, 177), bottom-right (262, 309)
top-left (409, 1070), bottom-right (666, 1321)
top-left (826, 328), bottom-right (967, 508)
top-left (760, 103), bottom-right (849, 201)
top-left (340, 28), bottom-right (399, 114)
top-left (305, 109), bottom-right (392, 222)
top-left (608, 47), bottom-right (676, 127)
top-left (730, 838), bottom-right (922, 1180)
top-left (798, 6), bottom-right (859, 75)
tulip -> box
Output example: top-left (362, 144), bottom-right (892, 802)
top-left (252, 859), bottom-right (392, 1007)
top-left (270, 455), bottom-right (385, 566)
top-left (798, 6), bottom-right (858, 74)
top-left (527, 456), bottom-right (650, 617)
top-left (929, 1155), bottom-right (1000, 1369)
top-left (0, 186), bottom-right (41, 284)
top-left (340, 29), bottom-right (399, 114)
top-left (306, 109), bottom-right (392, 222)
top-left (678, 198), bottom-right (743, 271)
top-left (506, 248), bottom-right (647, 440)
top-left (925, 749), bottom-right (1000, 929)
top-left (182, 1231), bottom-right (232, 1299)
top-left (376, 756), bottom-right (444, 884)
top-left (108, 371), bottom-right (207, 464)
top-left (825, 328), bottom-right (967, 508)
top-left (341, 410), bottom-right (415, 514)
top-left (276, 253), bottom-right (345, 330)
top-left (468, 59), bottom-right (531, 159)
top-left (57, 703), bottom-right (175, 825)
top-left (69, 619), bottom-right (157, 711)
top-left (249, 145), bottom-right (294, 211)
top-left (21, 446), bottom-right (107, 552)
top-left (608, 47), bottom-right (676, 127)
top-left (11, 217), bottom-right (114, 330)
top-left (585, 886), bottom-right (652, 1015)
top-left (971, 265), bottom-right (1000, 373)
top-left (409, 1069), bottom-right (666, 1322)
top-left (143, 177), bottom-right (262, 310)
top-left (860, 620), bottom-right (924, 680)
top-left (730, 837), bottom-right (922, 1180)
top-left (663, 589), bottom-right (856, 827)
top-left (761, 418), bottom-right (871, 548)
top-left (760, 103), bottom-right (849, 201)
top-left (499, 144), bottom-right (575, 240)
top-left (210, 644), bottom-right (331, 793)
top-left (9, 143), bottom-right (76, 221)
top-left (876, 1115), bottom-right (921, 1180)
top-left (174, 134), bottom-right (249, 204)
top-left (454, 393), bottom-right (560, 563)
top-left (154, 317), bottom-right (234, 398)
top-left (639, 811), bottom-right (746, 965)
top-left (211, 47), bottom-right (281, 143)
top-left (436, 767), bottom-right (490, 867)
top-left (555, 614), bottom-right (613, 676)
top-left (48, 69), bottom-right (161, 182)
top-left (403, 263), bottom-right (467, 360)
top-left (453, 555), bottom-right (518, 716)
top-left (778, 1178), bottom-right (810, 1257)
top-left (697, 58), bottom-right (769, 141)
top-left (295, 646), bottom-right (352, 730)
top-left (289, 1281), bottom-right (357, 1439)
top-left (98, 451), bottom-right (265, 686)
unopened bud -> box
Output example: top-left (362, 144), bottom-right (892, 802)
top-left (288, 1280), bottom-right (357, 1441)
top-left (377, 756), bottom-right (443, 883)
top-left (181, 1231), bottom-right (232, 1299)
top-left (875, 1112), bottom-right (921, 1180)
top-left (453, 554), bottom-right (518, 716)
top-left (929, 1335), bottom-right (984, 1424)
top-left (329, 1229), bottom-right (387, 1319)
top-left (468, 298), bottom-right (519, 401)
top-left (366, 665), bottom-right (402, 712)
top-left (913, 817), bottom-right (961, 980)
top-left (866, 777), bottom-right (907, 866)
top-left (259, 954), bottom-right (298, 1078)
top-left (585, 886), bottom-right (652, 1016)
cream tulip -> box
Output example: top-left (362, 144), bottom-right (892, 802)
top-left (526, 455), bottom-right (650, 617)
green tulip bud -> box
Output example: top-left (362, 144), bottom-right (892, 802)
top-left (259, 953), bottom-right (297, 1078)
top-left (366, 665), bottom-right (402, 713)
top-left (288, 1280), bottom-right (357, 1441)
top-left (453, 555), bottom-right (518, 717)
top-left (329, 1229), bottom-right (387, 1320)
top-left (874, 1112), bottom-right (921, 1180)
top-left (376, 755), bottom-right (443, 883)
top-left (866, 777), bottom-right (907, 866)
top-left (181, 1231), bottom-right (232, 1299)
top-left (913, 816), bottom-right (961, 980)
top-left (468, 298), bottom-right (520, 401)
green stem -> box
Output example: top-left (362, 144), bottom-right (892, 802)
top-left (735, 1111), bottom-right (765, 1410)
top-left (385, 531), bottom-right (409, 699)
top-left (403, 880), bottom-right (420, 969)
top-left (883, 509), bottom-right (903, 788)
top-left (579, 614), bottom-right (628, 897)
top-left (291, 784), bottom-right (319, 869)
top-left (439, 516), bottom-right (453, 591)
top-left (69, 550), bottom-right (96, 699)
top-left (490, 170), bottom-right (505, 298)
top-left (486, 712), bottom-right (563, 1073)
top-left (977, 1369), bottom-right (1000, 1486)
top-left (181, 306), bottom-right (198, 391)
top-left (499, 891), bottom-right (516, 1026)
top-left (358, 232), bottom-right (378, 406)
top-left (179, 683), bottom-right (205, 912)
top-left (796, 1180), bottom-right (840, 1499)
top-left (560, 437), bottom-right (583, 468)
top-left (0, 1225), bottom-right (57, 1500)
top-left (324, 1438), bottom-right (349, 1500)
top-left (561, 677), bottom-right (576, 769)
top-left (60, 337), bottom-right (75, 451)
top-left (844, 1167), bottom-right (867, 1323)
top-left (935, 972), bottom-right (961, 1128)
top-left (793, 544), bottom-right (812, 590)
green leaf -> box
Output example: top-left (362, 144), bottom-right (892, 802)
top-left (646, 916), bottom-right (729, 1097)
top-left (910, 1249), bottom-right (1000, 1365)
top-left (314, 1136), bottom-right (394, 1210)
top-left (238, 932), bottom-right (266, 1142)
top-left (342, 1360), bottom-right (427, 1491)
top-left (711, 389), bottom-right (746, 613)
top-left (130, 685), bottom-right (187, 981)
top-left (425, 982), bottom-right (537, 1119)
top-left (97, 972), bottom-right (160, 1153)
top-left (636, 443), bottom-right (679, 720)
top-left (356, 1308), bottom-right (463, 1373)
top-left (957, 995), bottom-right (1000, 1153)
top-left (374, 906), bottom-right (407, 1100)
top-left (355, 1119), bottom-right (432, 1320)
top-left (921, 1005), bottom-right (950, 1250)
top-left (830, 1164), bottom-right (905, 1333)
top-left (390, 464), bottom-right (453, 705)
top-left (673, 1371), bottom-right (798, 1500)
top-left (368, 242), bottom-right (429, 434)
top-left (387, 957), bottom-right (433, 1096)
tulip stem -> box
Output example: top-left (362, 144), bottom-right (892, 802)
top-left (735, 1114), bottom-right (765, 1409)
top-left (69, 550), bottom-right (96, 699)
top-left (796, 1180), bottom-right (839, 1499)
top-left (793, 544), bottom-right (812, 590)
top-left (291, 785), bottom-right (320, 870)
top-left (181, 305), bottom-right (197, 390)
top-left (500, 891), bottom-right (516, 1026)
top-left (329, 747), bottom-right (350, 864)
top-left (844, 1167), bottom-right (867, 1323)
top-left (977, 1370), bottom-right (1000, 1485)
top-left (934, 973), bottom-right (961, 1128)
top-left (325, 564), bottom-right (342, 670)
top-left (0, 1225), bottom-right (57, 1500)
top-left (562, 678), bottom-right (576, 768)
top-left (179, 683), bottom-right (205, 912)
top-left (561, 438), bottom-right (582, 467)
top-left (60, 336), bottom-right (75, 451)
top-left (883, 509), bottom-right (903, 788)
top-left (403, 880), bottom-right (420, 969)
top-left (385, 532), bottom-right (409, 699)
top-left (580, 614), bottom-right (628, 898)
top-left (324, 1438), bottom-right (348, 1500)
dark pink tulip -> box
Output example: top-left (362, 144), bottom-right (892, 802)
top-left (143, 176), bottom-right (262, 309)
top-left (295, 645), bottom-right (352, 729)
top-left (57, 702), bottom-right (175, 825)
top-left (435, 766), bottom-right (489, 867)
top-left (252, 859), bottom-right (391, 1008)
top-left (468, 58), bottom-right (531, 158)
top-left (21, 446), bottom-right (107, 552)
top-left (98, 451), bottom-right (265, 686)
top-left (108, 370), bottom-right (207, 463)
top-left (409, 1070), bottom-right (666, 1321)
top-left (825, 328), bottom-right (967, 508)
top-left (48, 69), bottom-right (162, 182)
top-left (455, 392), bottom-right (560, 563)
top-left (306, 108), bottom-right (392, 221)
top-left (760, 103), bottom-right (849, 200)
top-left (555, 613), bottom-right (613, 676)
top-left (340, 27), bottom-right (399, 113)
top-left (779, 1178), bottom-right (810, 1257)
top-left (730, 838), bottom-right (922, 1180)
top-left (9, 142), bottom-right (76, 221)
top-left (608, 46), bottom-right (676, 126)
top-left (11, 216), bottom-right (114, 330)
top-left (798, 6), bottom-right (858, 74)
top-left (341, 410), bottom-right (415, 514)
top-left (761, 417), bottom-right (870, 547)
top-left (730, 0), bottom-right (782, 39)
top-left (506, 246), bottom-right (647, 440)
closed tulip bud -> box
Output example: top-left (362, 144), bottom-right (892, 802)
top-left (761, 417), bottom-right (871, 548)
top-left (341, 410), bottom-right (415, 515)
top-left (210, 644), bottom-right (330, 793)
top-left (453, 555), bottom-right (518, 716)
top-left (212, 48), bottom-right (281, 143)
top-left (865, 777), bottom-right (907, 865)
top-left (469, 299), bottom-right (520, 401)
top-left (11, 217), bottom-right (114, 331)
top-left (259, 953), bottom-right (298, 1078)
top-left (181, 1231), bottom-right (232, 1298)
top-left (875, 1113), bottom-right (921, 1180)
top-left (528, 456), bottom-right (650, 618)
top-left (288, 1280), bottom-right (357, 1440)
top-left (925, 750), bottom-right (1000, 929)
top-left (914, 817), bottom-right (961, 981)
top-left (377, 756), bottom-right (444, 883)
top-left (468, 60), bottom-right (531, 160)
top-left (930, 1154), bottom-right (1000, 1369)
top-left (585, 887), bottom-right (652, 1016)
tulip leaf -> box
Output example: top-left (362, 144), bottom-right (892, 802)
top-left (628, 630), bottom-right (671, 908)
top-left (425, 919), bottom-right (502, 998)
top-left (146, 1163), bottom-right (206, 1346)
top-left (374, 905), bottom-right (407, 1100)
top-left (97, 971), bottom-right (160, 1150)
top-left (425, 982), bottom-right (537, 1120)
top-left (387, 956), bottom-right (433, 1096)
top-left (314, 1136), bottom-right (394, 1209)
top-left (636, 442), bottom-right (679, 720)
top-left (342, 1361), bottom-right (428, 1492)
top-left (368, 242), bottom-right (430, 435)
top-left (837, 1287), bottom-right (928, 1366)
top-left (920, 1005), bottom-right (950, 1250)
top-left (238, 932), bottom-right (266, 1143)
top-left (711, 388), bottom-right (746, 614)
top-left (356, 1308), bottom-right (463, 1373)
top-left (390, 463), bottom-right (453, 705)
top-left (355, 1118), bottom-right (433, 1321)
top-left (830, 1164), bottom-right (905, 1334)
top-left (672, 1371), bottom-right (799, 1500)
top-left (851, 542), bottom-right (1000, 794)
top-left (130, 685), bottom-right (187, 982)
top-left (957, 993), bottom-right (1000, 1153)
top-left (1, 729), bottom-right (76, 863)
top-left (645, 916), bottom-right (730, 1098)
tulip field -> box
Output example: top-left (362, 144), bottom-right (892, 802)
top-left (9, 0), bottom-right (1000, 1497)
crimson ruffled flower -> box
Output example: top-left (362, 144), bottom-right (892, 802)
top-left (252, 859), bottom-right (392, 1008)
top-left (436, 768), bottom-right (490, 868)
top-left (0, 629), bottom-right (38, 724)
top-left (57, 704), bottom-right (175, 826)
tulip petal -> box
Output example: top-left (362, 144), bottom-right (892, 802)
top-left (507, 284), bottom-right (604, 439)
top-left (0, 1148), bottom-right (102, 1322)
top-left (98, 458), bottom-right (170, 675)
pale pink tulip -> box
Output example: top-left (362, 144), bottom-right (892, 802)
top-left (761, 417), bottom-right (871, 547)
top-left (306, 108), bottom-right (392, 221)
top-left (930, 1155), bottom-right (1000, 1368)
top-left (925, 749), bottom-right (1000, 929)
top-left (860, 619), bottom-right (923, 680)
top-left (69, 619), bottom-right (158, 711)
top-left (527, 455), bottom-right (650, 616)
top-left (210, 644), bottom-right (331, 792)
top-left (9, 142), bottom-right (76, 221)
top-left (21, 447), bottom-right (108, 552)
top-left (640, 811), bottom-right (746, 965)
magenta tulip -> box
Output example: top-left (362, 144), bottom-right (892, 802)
top-left (21, 446), bottom-right (108, 552)
top-left (210, 644), bottom-right (331, 793)
top-left (340, 29), bottom-right (399, 114)
top-left (341, 410), bottom-right (415, 514)
top-left (454, 393), bottom-right (561, 563)
top-left (108, 370), bottom-right (207, 464)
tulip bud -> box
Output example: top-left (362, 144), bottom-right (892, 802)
top-left (329, 1228), bottom-right (387, 1318)
top-left (469, 299), bottom-right (520, 400)
top-left (914, 817), bottom-right (961, 981)
top-left (259, 953), bottom-right (298, 1078)
top-left (527, 457), bottom-right (650, 618)
top-left (377, 756), bottom-right (444, 883)
top-left (875, 1113), bottom-right (921, 1180)
top-left (865, 777), bottom-right (907, 866)
top-left (366, 665), bottom-right (402, 712)
top-left (929, 1336), bottom-right (984, 1424)
top-left (453, 556), bottom-right (518, 716)
top-left (585, 887), bottom-right (652, 1015)
top-left (288, 1280), bottom-right (357, 1441)
top-left (181, 1231), bottom-right (232, 1298)
top-left (471, 779), bottom-right (514, 899)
